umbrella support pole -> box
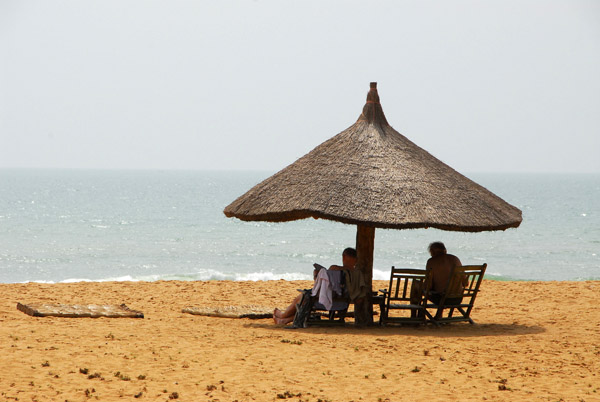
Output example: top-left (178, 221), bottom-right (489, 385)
top-left (355, 225), bottom-right (375, 326)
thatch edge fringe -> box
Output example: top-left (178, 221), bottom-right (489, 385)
top-left (224, 209), bottom-right (520, 232)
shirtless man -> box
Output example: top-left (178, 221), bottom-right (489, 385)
top-left (273, 247), bottom-right (357, 325)
top-left (425, 242), bottom-right (467, 318)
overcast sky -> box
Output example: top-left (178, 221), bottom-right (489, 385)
top-left (1, 1), bottom-right (599, 173)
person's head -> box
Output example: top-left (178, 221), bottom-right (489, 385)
top-left (342, 247), bottom-right (357, 267)
top-left (428, 242), bottom-right (447, 257)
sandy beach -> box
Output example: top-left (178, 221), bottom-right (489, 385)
top-left (1, 279), bottom-right (598, 402)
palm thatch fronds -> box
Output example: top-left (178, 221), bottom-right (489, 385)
top-left (224, 83), bottom-right (521, 232)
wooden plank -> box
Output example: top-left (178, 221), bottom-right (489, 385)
top-left (17, 303), bottom-right (144, 318)
top-left (182, 305), bottom-right (273, 319)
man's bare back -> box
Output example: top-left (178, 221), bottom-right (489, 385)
top-left (426, 253), bottom-right (462, 293)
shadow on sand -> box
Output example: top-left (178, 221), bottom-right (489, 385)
top-left (244, 321), bottom-right (546, 338)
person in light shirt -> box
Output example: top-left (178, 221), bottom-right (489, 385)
top-left (273, 247), bottom-right (357, 325)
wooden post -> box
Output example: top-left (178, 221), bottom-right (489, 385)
top-left (355, 225), bottom-right (375, 326)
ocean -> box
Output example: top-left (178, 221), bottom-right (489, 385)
top-left (0, 169), bottom-right (598, 283)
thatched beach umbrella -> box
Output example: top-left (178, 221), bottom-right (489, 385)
top-left (224, 82), bottom-right (522, 324)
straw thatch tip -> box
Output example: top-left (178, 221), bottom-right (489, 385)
top-left (359, 82), bottom-right (388, 125)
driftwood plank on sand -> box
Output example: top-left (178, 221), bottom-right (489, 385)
top-left (182, 305), bottom-right (273, 319)
top-left (17, 303), bottom-right (144, 318)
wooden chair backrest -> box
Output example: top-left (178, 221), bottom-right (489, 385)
top-left (387, 267), bottom-right (428, 302)
top-left (444, 264), bottom-right (487, 300)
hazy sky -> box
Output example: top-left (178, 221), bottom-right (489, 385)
top-left (1, 1), bottom-right (599, 173)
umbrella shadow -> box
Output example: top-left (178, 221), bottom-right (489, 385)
top-left (244, 321), bottom-right (545, 338)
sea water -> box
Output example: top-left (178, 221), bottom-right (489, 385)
top-left (0, 169), bottom-right (598, 283)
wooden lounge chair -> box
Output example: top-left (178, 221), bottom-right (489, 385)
top-left (291, 268), bottom-right (350, 328)
top-left (291, 267), bottom-right (382, 328)
top-left (424, 264), bottom-right (487, 325)
top-left (291, 288), bottom-right (349, 328)
top-left (379, 267), bottom-right (429, 326)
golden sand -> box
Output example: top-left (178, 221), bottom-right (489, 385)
top-left (1, 280), bottom-right (598, 401)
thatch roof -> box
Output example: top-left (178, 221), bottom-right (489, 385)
top-left (224, 83), bottom-right (522, 232)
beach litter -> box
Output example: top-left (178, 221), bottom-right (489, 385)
top-left (182, 305), bottom-right (273, 319)
top-left (16, 303), bottom-right (144, 318)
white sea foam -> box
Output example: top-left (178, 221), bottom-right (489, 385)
top-left (62, 278), bottom-right (93, 283)
top-left (26, 271), bottom-right (314, 283)
top-left (372, 268), bottom-right (389, 281)
top-left (234, 271), bottom-right (311, 281)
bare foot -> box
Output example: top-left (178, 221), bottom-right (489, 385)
top-left (273, 315), bottom-right (293, 325)
top-left (274, 308), bottom-right (283, 318)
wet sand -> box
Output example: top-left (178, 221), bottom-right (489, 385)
top-left (1, 280), bottom-right (598, 401)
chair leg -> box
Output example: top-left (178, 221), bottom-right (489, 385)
top-left (378, 302), bottom-right (386, 326)
top-left (423, 308), bottom-right (437, 325)
top-left (456, 307), bottom-right (475, 324)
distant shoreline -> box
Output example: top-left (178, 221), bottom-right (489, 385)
top-left (5, 276), bottom-right (600, 285)
top-left (2, 170), bottom-right (598, 282)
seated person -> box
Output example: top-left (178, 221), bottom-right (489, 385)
top-left (425, 241), bottom-right (468, 318)
top-left (273, 247), bottom-right (357, 325)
